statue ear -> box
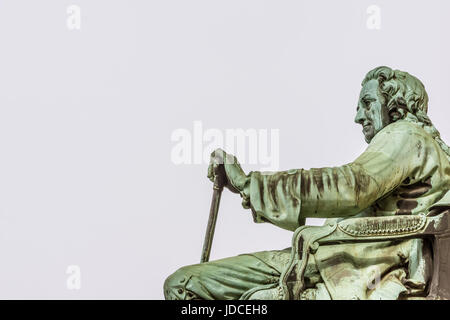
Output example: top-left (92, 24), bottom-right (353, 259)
top-left (388, 104), bottom-right (406, 122)
top-left (388, 97), bottom-right (407, 122)
top-left (389, 109), bottom-right (403, 122)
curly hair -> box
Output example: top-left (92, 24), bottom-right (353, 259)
top-left (362, 66), bottom-right (450, 158)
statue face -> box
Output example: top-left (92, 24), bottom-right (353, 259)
top-left (354, 79), bottom-right (390, 143)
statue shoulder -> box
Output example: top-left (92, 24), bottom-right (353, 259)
top-left (374, 120), bottom-right (432, 144)
top-left (383, 120), bottom-right (426, 135)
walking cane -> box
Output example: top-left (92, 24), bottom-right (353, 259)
top-left (200, 163), bottom-right (226, 263)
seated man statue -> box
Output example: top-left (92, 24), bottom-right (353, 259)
top-left (164, 66), bottom-right (450, 300)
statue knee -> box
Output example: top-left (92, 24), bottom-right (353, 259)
top-left (164, 267), bottom-right (196, 300)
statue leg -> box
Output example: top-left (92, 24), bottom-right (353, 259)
top-left (164, 248), bottom-right (291, 300)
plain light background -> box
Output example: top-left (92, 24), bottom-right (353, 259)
top-left (0, 0), bottom-right (448, 299)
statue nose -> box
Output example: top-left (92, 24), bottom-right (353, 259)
top-left (354, 108), bottom-right (365, 124)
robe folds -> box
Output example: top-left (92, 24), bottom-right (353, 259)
top-left (240, 120), bottom-right (450, 299)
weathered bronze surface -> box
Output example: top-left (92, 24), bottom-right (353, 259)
top-left (200, 161), bottom-right (226, 263)
top-left (164, 66), bottom-right (450, 300)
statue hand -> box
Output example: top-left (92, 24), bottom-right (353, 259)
top-left (207, 149), bottom-right (248, 194)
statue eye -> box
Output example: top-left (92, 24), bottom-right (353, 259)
top-left (363, 98), bottom-right (374, 109)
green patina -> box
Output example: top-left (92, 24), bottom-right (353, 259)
top-left (164, 66), bottom-right (450, 300)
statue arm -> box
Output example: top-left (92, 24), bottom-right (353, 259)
top-left (241, 121), bottom-right (429, 231)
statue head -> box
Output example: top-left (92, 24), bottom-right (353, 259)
top-left (355, 66), bottom-right (429, 143)
top-left (355, 66), bottom-right (450, 159)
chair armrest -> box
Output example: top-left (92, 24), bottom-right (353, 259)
top-left (315, 211), bottom-right (450, 300)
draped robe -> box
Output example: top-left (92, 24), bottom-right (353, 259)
top-left (240, 120), bottom-right (450, 299)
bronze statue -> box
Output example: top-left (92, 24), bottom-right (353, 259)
top-left (164, 66), bottom-right (450, 300)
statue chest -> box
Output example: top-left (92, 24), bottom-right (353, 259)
top-left (372, 176), bottom-right (446, 215)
